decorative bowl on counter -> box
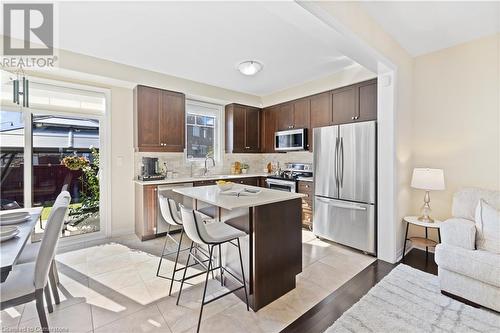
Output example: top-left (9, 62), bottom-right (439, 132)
top-left (216, 180), bottom-right (234, 191)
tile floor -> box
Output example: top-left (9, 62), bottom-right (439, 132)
top-left (0, 230), bottom-right (375, 333)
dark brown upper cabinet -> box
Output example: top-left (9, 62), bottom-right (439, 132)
top-left (262, 79), bottom-right (376, 152)
top-left (261, 106), bottom-right (278, 153)
top-left (331, 85), bottom-right (357, 125)
top-left (225, 104), bottom-right (261, 153)
top-left (310, 92), bottom-right (332, 129)
top-left (134, 85), bottom-right (185, 152)
top-left (309, 92), bottom-right (332, 151)
top-left (277, 99), bottom-right (311, 132)
top-left (357, 79), bottom-right (377, 122)
top-left (277, 103), bottom-right (294, 131)
top-left (292, 98), bottom-right (311, 130)
top-left (331, 79), bottom-right (377, 125)
top-left (292, 98), bottom-right (311, 150)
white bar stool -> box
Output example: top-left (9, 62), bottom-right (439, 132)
top-left (177, 204), bottom-right (249, 333)
top-left (157, 195), bottom-right (214, 296)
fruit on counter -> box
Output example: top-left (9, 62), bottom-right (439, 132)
top-left (216, 180), bottom-right (233, 185)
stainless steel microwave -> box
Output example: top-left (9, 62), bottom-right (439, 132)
top-left (275, 128), bottom-right (307, 151)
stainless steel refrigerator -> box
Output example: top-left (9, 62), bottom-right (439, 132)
top-left (313, 121), bottom-right (376, 254)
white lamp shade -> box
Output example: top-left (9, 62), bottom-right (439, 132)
top-left (411, 168), bottom-right (445, 191)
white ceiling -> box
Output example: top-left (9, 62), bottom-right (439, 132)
top-left (58, 1), bottom-right (358, 96)
top-left (362, 1), bottom-right (500, 57)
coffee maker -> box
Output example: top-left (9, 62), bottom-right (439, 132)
top-left (138, 157), bottom-right (165, 181)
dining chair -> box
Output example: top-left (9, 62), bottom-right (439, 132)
top-left (16, 191), bottom-right (72, 306)
top-left (0, 191), bottom-right (70, 333)
top-left (177, 204), bottom-right (249, 333)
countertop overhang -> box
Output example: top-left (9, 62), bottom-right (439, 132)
top-left (173, 184), bottom-right (305, 210)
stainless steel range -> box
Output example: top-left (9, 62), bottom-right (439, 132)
top-left (265, 162), bottom-right (313, 192)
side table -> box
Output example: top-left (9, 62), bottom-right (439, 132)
top-left (402, 216), bottom-right (442, 260)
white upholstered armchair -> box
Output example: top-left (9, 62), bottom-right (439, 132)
top-left (435, 188), bottom-right (500, 311)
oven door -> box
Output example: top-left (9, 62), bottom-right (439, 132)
top-left (265, 178), bottom-right (296, 192)
top-left (275, 129), bottom-right (306, 151)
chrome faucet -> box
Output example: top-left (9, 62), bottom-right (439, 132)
top-left (203, 156), bottom-right (215, 176)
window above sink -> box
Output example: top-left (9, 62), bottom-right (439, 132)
top-left (185, 99), bottom-right (223, 163)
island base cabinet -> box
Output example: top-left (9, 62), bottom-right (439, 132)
top-left (220, 198), bottom-right (302, 311)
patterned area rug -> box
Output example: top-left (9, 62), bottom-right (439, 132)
top-left (326, 264), bottom-right (500, 332)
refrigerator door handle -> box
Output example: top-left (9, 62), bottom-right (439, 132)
top-left (340, 137), bottom-right (344, 187)
top-left (316, 197), bottom-right (367, 211)
top-left (334, 136), bottom-right (340, 189)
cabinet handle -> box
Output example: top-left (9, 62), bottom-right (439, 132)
top-left (245, 146), bottom-right (250, 149)
top-left (351, 116), bottom-right (355, 120)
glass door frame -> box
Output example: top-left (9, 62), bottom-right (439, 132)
top-left (3, 75), bottom-right (111, 244)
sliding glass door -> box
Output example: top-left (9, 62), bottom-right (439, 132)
top-left (31, 114), bottom-right (101, 239)
top-left (1, 72), bottom-right (108, 240)
top-left (0, 110), bottom-right (25, 209)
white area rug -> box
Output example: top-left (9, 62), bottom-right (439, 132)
top-left (326, 264), bottom-right (500, 333)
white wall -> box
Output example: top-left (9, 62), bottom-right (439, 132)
top-left (109, 87), bottom-right (135, 235)
top-left (410, 34), bottom-right (500, 242)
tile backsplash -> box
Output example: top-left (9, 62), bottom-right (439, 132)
top-left (134, 151), bottom-right (313, 178)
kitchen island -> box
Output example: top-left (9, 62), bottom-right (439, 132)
top-left (174, 184), bottom-right (304, 311)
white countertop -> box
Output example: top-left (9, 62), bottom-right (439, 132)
top-left (134, 173), bottom-right (269, 186)
top-left (173, 184), bottom-right (305, 210)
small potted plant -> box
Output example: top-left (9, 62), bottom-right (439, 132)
top-left (241, 163), bottom-right (249, 174)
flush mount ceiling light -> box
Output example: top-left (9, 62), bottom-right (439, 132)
top-left (237, 61), bottom-right (263, 76)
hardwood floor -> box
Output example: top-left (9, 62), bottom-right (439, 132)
top-left (281, 248), bottom-right (437, 333)
top-left (401, 247), bottom-right (438, 275)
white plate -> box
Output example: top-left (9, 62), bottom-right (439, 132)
top-left (0, 211), bottom-right (29, 220)
top-left (0, 215), bottom-right (31, 226)
top-left (0, 226), bottom-right (19, 237)
top-left (0, 229), bottom-right (20, 242)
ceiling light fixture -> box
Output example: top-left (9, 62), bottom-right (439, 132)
top-left (237, 61), bottom-right (263, 76)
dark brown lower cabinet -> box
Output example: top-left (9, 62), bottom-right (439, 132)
top-left (135, 184), bottom-right (158, 241)
top-left (298, 181), bottom-right (313, 229)
top-left (193, 180), bottom-right (217, 187)
top-left (258, 177), bottom-right (268, 188)
top-left (233, 177), bottom-right (259, 186)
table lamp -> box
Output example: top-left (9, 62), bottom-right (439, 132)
top-left (411, 168), bottom-right (445, 222)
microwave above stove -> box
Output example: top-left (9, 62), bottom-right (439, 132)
top-left (275, 128), bottom-right (307, 151)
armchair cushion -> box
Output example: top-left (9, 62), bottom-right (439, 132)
top-left (440, 217), bottom-right (476, 250)
top-left (475, 200), bottom-right (500, 254)
top-left (435, 244), bottom-right (500, 287)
